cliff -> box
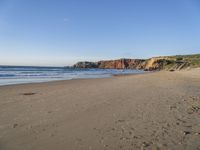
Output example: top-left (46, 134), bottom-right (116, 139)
top-left (143, 54), bottom-right (200, 71)
top-left (97, 59), bottom-right (145, 69)
top-left (72, 54), bottom-right (200, 71)
top-left (73, 59), bottom-right (145, 69)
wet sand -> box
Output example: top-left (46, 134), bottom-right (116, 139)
top-left (0, 69), bottom-right (200, 150)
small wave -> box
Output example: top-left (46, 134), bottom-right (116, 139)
top-left (0, 74), bottom-right (16, 77)
top-left (0, 67), bottom-right (144, 86)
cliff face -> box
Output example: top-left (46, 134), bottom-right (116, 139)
top-left (72, 54), bottom-right (200, 71)
top-left (142, 57), bottom-right (171, 71)
top-left (97, 59), bottom-right (145, 69)
top-left (73, 59), bottom-right (145, 69)
top-left (143, 56), bottom-right (195, 71)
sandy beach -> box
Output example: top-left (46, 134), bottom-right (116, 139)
top-left (0, 69), bottom-right (200, 150)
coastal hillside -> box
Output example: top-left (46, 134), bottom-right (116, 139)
top-left (73, 54), bottom-right (200, 71)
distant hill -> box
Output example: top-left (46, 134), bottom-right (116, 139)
top-left (72, 54), bottom-right (200, 71)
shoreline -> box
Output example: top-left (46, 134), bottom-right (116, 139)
top-left (0, 69), bottom-right (200, 150)
top-left (0, 71), bottom-right (147, 87)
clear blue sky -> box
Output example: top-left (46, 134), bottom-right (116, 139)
top-left (0, 0), bottom-right (200, 66)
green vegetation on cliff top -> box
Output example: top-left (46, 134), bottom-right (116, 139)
top-left (174, 54), bottom-right (200, 66)
top-left (156, 54), bottom-right (200, 70)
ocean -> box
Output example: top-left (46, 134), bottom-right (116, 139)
top-left (0, 66), bottom-right (144, 86)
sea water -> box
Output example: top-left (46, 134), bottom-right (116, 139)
top-left (0, 66), bottom-right (144, 86)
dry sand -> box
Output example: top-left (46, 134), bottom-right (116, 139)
top-left (0, 69), bottom-right (200, 150)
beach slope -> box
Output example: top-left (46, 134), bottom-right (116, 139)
top-left (0, 69), bottom-right (200, 150)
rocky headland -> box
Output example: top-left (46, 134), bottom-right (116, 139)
top-left (72, 54), bottom-right (200, 71)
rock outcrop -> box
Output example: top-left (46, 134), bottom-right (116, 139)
top-left (73, 61), bottom-right (98, 68)
top-left (142, 57), bottom-right (172, 71)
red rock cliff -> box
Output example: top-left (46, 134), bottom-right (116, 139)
top-left (98, 59), bottom-right (145, 69)
top-left (73, 59), bottom-right (145, 69)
